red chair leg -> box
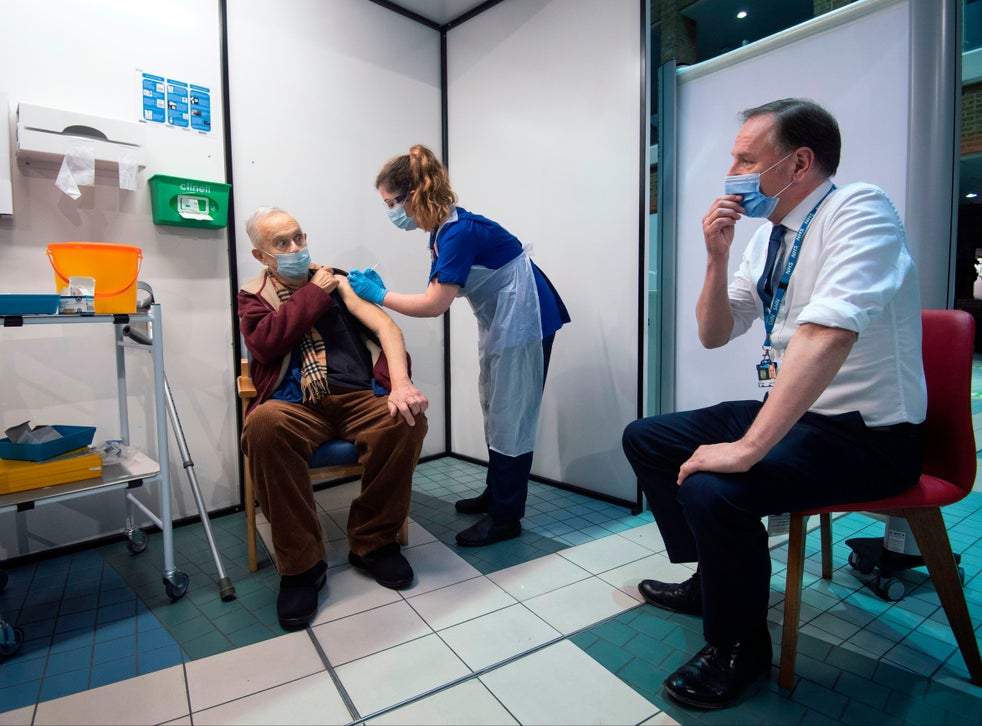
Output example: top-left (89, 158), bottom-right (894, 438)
top-left (780, 513), bottom-right (808, 689)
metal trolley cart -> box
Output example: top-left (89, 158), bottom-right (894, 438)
top-left (0, 302), bottom-right (233, 602)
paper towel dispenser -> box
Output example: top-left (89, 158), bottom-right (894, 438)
top-left (16, 103), bottom-right (146, 169)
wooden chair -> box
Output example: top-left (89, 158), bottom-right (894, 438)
top-left (237, 359), bottom-right (407, 573)
top-left (779, 309), bottom-right (982, 689)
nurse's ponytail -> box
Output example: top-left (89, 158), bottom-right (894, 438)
top-left (376, 144), bottom-right (456, 232)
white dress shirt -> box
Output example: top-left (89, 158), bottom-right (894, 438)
top-left (728, 180), bottom-right (927, 427)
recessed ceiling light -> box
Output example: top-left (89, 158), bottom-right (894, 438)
top-left (737, 10), bottom-right (748, 19)
top-left (967, 192), bottom-right (978, 199)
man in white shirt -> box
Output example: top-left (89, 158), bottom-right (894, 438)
top-left (622, 98), bottom-right (926, 710)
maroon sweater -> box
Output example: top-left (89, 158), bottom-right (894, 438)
top-left (237, 272), bottom-right (374, 415)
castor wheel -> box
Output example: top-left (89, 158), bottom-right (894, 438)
top-left (877, 576), bottom-right (906, 601)
top-left (848, 550), bottom-right (875, 575)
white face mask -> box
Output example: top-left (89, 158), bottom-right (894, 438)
top-left (724, 152), bottom-right (794, 218)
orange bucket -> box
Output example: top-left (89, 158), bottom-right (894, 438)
top-left (46, 243), bottom-right (143, 314)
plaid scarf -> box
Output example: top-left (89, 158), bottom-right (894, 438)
top-left (270, 271), bottom-right (330, 403)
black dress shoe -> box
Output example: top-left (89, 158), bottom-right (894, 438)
top-left (348, 542), bottom-right (414, 589)
top-left (455, 515), bottom-right (521, 547)
top-left (663, 634), bottom-right (772, 709)
top-left (277, 560), bottom-right (328, 630)
top-left (638, 572), bottom-right (702, 615)
top-left (455, 492), bottom-right (490, 514)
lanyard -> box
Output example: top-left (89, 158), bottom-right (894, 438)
top-left (761, 184), bottom-right (836, 350)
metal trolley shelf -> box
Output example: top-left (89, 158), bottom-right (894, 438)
top-left (0, 304), bottom-right (189, 600)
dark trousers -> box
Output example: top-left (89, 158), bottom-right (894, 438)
top-left (483, 334), bottom-right (555, 522)
top-left (622, 400), bottom-right (921, 644)
top-left (242, 389), bottom-right (427, 576)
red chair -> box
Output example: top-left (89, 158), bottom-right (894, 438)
top-left (779, 309), bottom-right (982, 689)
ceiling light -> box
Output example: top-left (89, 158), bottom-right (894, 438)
top-left (737, 10), bottom-right (748, 19)
top-left (967, 192), bottom-right (978, 199)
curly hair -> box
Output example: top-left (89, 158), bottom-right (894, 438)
top-left (375, 144), bottom-right (457, 232)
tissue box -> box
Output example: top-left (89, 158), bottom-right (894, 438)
top-left (0, 447), bottom-right (102, 495)
top-left (0, 425), bottom-right (97, 461)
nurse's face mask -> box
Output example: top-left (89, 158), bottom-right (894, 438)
top-left (383, 190), bottom-right (418, 231)
top-left (724, 151), bottom-right (795, 218)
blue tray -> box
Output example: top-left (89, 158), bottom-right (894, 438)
top-left (0, 425), bottom-right (97, 461)
top-left (0, 294), bottom-right (60, 316)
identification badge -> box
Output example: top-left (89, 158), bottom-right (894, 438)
top-left (756, 353), bottom-right (777, 388)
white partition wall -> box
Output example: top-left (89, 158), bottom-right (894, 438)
top-left (225, 0), bottom-right (446, 458)
top-left (666, 0), bottom-right (956, 412)
top-left (0, 0), bottom-right (235, 558)
top-left (446, 0), bottom-right (644, 504)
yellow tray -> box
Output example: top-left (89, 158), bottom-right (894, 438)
top-left (0, 448), bottom-right (102, 494)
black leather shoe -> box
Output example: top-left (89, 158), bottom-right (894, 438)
top-left (638, 572), bottom-right (702, 615)
top-left (455, 492), bottom-right (490, 514)
top-left (348, 542), bottom-right (414, 589)
top-left (455, 515), bottom-right (521, 547)
top-left (277, 560), bottom-right (328, 630)
top-left (663, 634), bottom-right (772, 709)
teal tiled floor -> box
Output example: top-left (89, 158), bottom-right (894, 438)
top-left (4, 361), bottom-right (982, 724)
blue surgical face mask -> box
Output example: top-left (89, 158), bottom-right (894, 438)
top-left (387, 203), bottom-right (418, 231)
top-left (724, 152), bottom-right (794, 218)
top-left (265, 247), bottom-right (310, 282)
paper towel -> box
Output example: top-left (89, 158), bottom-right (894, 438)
top-left (55, 140), bottom-right (95, 199)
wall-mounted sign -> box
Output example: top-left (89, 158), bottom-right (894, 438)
top-left (139, 71), bottom-right (212, 134)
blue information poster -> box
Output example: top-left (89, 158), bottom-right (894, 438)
top-left (166, 80), bottom-right (190, 128)
top-left (141, 73), bottom-right (166, 124)
top-left (189, 84), bottom-right (212, 132)
top-left (138, 70), bottom-right (212, 133)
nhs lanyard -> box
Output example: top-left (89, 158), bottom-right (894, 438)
top-left (761, 184), bottom-right (836, 350)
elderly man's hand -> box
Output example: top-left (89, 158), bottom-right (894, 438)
top-left (310, 266), bottom-right (341, 294)
top-left (386, 382), bottom-right (429, 426)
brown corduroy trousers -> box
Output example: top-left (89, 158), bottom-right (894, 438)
top-left (241, 389), bottom-right (427, 576)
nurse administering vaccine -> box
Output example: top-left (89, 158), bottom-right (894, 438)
top-left (348, 144), bottom-right (570, 548)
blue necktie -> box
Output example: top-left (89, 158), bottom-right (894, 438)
top-left (757, 224), bottom-right (787, 311)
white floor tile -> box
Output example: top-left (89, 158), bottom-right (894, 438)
top-left (404, 519), bottom-right (437, 547)
top-left (407, 575), bottom-right (516, 631)
top-left (310, 564), bottom-right (403, 625)
top-left (335, 633), bottom-right (471, 716)
top-left (615, 521), bottom-right (667, 553)
top-left (192, 671), bottom-right (352, 725)
top-left (161, 718), bottom-right (193, 726)
top-left (317, 509), bottom-right (347, 542)
top-left (0, 706), bottom-right (35, 726)
top-left (479, 640), bottom-right (657, 725)
top-left (558, 533), bottom-right (656, 574)
top-left (365, 679), bottom-right (519, 725)
top-left (312, 599), bottom-right (432, 665)
top-left (401, 540), bottom-right (482, 596)
top-left (185, 631), bottom-right (325, 712)
top-left (313, 480), bottom-right (361, 511)
top-left (523, 577), bottom-right (639, 635)
top-left (33, 664), bottom-right (188, 726)
top-left (486, 553), bottom-right (592, 601)
top-left (598, 553), bottom-right (696, 601)
top-left (439, 603), bottom-right (561, 671)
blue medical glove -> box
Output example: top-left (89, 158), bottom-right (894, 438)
top-left (348, 268), bottom-right (387, 306)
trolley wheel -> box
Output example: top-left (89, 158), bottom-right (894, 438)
top-left (0, 624), bottom-right (24, 658)
top-left (163, 571), bottom-right (190, 600)
top-left (125, 529), bottom-right (149, 554)
top-left (0, 569), bottom-right (7, 592)
top-left (848, 550), bottom-right (875, 575)
top-left (877, 576), bottom-right (906, 601)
